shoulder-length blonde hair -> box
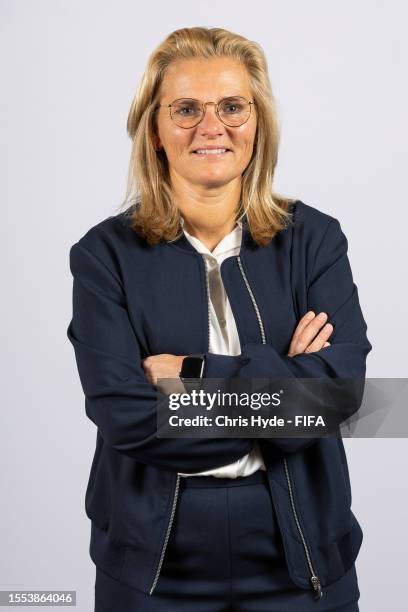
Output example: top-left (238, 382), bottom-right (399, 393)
top-left (117, 26), bottom-right (296, 246)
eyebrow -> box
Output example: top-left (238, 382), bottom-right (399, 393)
top-left (168, 94), bottom-right (250, 101)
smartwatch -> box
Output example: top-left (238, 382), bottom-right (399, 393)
top-left (179, 354), bottom-right (206, 381)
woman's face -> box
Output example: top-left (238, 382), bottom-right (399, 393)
top-left (154, 57), bottom-right (257, 189)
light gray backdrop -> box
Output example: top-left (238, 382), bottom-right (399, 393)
top-left (1, 0), bottom-right (407, 610)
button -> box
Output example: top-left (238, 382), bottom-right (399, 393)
top-left (219, 318), bottom-right (226, 327)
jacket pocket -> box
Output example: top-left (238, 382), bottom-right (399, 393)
top-left (289, 436), bottom-right (352, 544)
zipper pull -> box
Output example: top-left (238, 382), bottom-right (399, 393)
top-left (310, 575), bottom-right (323, 599)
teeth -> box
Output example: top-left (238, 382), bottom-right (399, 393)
top-left (194, 148), bottom-right (228, 154)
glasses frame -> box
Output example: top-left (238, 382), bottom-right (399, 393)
top-left (155, 96), bottom-right (255, 128)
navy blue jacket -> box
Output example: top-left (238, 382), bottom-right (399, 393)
top-left (66, 199), bottom-right (372, 599)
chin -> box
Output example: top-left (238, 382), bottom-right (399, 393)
top-left (194, 171), bottom-right (235, 188)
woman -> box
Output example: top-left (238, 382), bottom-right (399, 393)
top-left (67, 27), bottom-right (371, 611)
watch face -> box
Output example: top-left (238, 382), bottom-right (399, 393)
top-left (182, 356), bottom-right (204, 379)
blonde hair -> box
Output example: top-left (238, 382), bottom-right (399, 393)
top-left (117, 26), bottom-right (296, 246)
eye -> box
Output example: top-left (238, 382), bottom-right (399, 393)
top-left (173, 100), bottom-right (201, 116)
top-left (178, 106), bottom-right (194, 116)
top-left (220, 98), bottom-right (245, 114)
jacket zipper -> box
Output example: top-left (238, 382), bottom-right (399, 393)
top-left (282, 456), bottom-right (322, 599)
top-left (149, 473), bottom-right (181, 595)
top-left (149, 255), bottom-right (211, 595)
top-left (236, 255), bottom-right (323, 600)
top-left (202, 256), bottom-right (211, 350)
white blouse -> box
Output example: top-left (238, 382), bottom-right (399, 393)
top-left (177, 217), bottom-right (266, 478)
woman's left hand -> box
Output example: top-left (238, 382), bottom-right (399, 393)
top-left (142, 354), bottom-right (187, 386)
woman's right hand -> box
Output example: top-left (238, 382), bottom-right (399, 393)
top-left (287, 311), bottom-right (333, 357)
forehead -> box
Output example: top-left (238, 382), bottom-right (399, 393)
top-left (159, 57), bottom-right (252, 100)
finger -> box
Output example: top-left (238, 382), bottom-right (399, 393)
top-left (292, 311), bottom-right (316, 340)
top-left (304, 323), bottom-right (333, 354)
top-left (291, 312), bottom-right (329, 354)
top-left (288, 311), bottom-right (316, 352)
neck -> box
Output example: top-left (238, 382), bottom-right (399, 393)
top-left (171, 173), bottom-right (242, 250)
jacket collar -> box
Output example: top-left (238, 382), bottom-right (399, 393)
top-left (167, 213), bottom-right (258, 256)
top-left (181, 217), bottom-right (242, 258)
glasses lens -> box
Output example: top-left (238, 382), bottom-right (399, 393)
top-left (171, 99), bottom-right (202, 127)
top-left (218, 97), bottom-right (250, 126)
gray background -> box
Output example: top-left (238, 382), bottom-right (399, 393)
top-left (1, 0), bottom-right (407, 610)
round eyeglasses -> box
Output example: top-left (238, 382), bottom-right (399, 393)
top-left (155, 96), bottom-right (255, 128)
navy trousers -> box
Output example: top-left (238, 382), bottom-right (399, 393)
top-left (94, 470), bottom-right (360, 611)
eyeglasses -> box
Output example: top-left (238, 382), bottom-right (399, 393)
top-left (155, 96), bottom-right (255, 128)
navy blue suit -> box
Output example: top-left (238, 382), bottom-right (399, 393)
top-left (67, 200), bottom-right (371, 609)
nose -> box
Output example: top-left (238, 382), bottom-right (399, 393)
top-left (197, 102), bottom-right (226, 134)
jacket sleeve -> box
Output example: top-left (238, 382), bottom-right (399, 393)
top-left (203, 217), bottom-right (372, 453)
top-left (67, 240), bottom-right (253, 472)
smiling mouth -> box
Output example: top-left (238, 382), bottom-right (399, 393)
top-left (192, 148), bottom-right (232, 155)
